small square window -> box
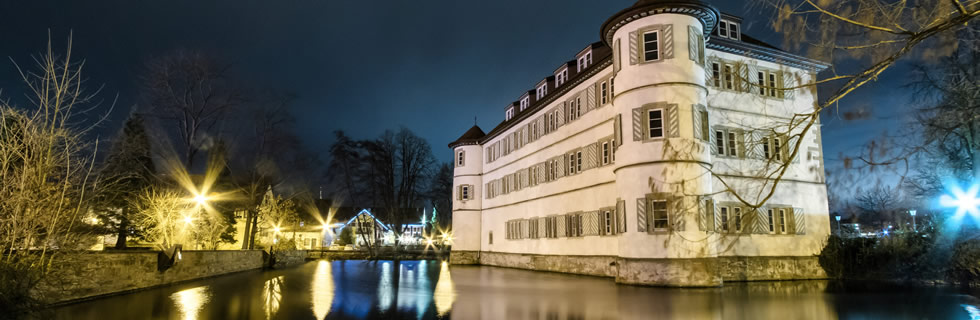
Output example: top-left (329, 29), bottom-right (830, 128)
top-left (648, 109), bottom-right (664, 138)
top-left (642, 31), bottom-right (660, 62)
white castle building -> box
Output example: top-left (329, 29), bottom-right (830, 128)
top-left (449, 0), bottom-right (831, 287)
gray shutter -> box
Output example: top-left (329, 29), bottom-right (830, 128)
top-left (753, 208), bottom-right (769, 234)
top-left (662, 24), bottom-right (674, 59)
top-left (584, 211), bottom-right (599, 236)
top-left (586, 143), bottom-right (598, 170)
top-left (556, 156), bottom-right (565, 178)
top-left (688, 25), bottom-right (698, 63)
top-left (714, 202), bottom-right (724, 233)
top-left (736, 129), bottom-right (746, 158)
top-left (672, 200), bottom-right (685, 231)
top-left (614, 38), bottom-right (622, 73)
top-left (557, 215), bottom-right (567, 237)
top-left (706, 199), bottom-right (716, 232)
top-left (615, 114), bottom-right (624, 146)
top-left (629, 31), bottom-right (638, 65)
top-left (697, 196), bottom-right (706, 231)
top-left (794, 207), bottom-right (806, 235)
top-left (748, 65), bottom-right (760, 95)
top-left (538, 217), bottom-right (546, 238)
top-left (616, 199), bottom-right (626, 233)
top-left (632, 107), bottom-right (643, 141)
top-left (667, 104), bottom-right (680, 138)
top-left (692, 105), bottom-right (703, 141)
top-left (456, 185), bottom-right (462, 200)
top-left (556, 106), bottom-right (565, 127)
top-left (782, 72), bottom-right (795, 99)
top-left (587, 85), bottom-right (597, 111)
top-left (636, 198), bottom-right (647, 232)
top-left (748, 131), bottom-right (764, 159)
top-left (739, 64), bottom-right (750, 92)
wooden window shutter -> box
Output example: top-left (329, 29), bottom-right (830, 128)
top-left (456, 186), bottom-right (462, 200)
top-left (663, 24), bottom-right (674, 59)
top-left (557, 215), bottom-right (567, 237)
top-left (614, 114), bottom-right (624, 146)
top-left (713, 202), bottom-right (724, 233)
top-left (636, 198), bottom-right (647, 232)
top-left (586, 143), bottom-right (598, 170)
top-left (616, 199), bottom-right (627, 233)
top-left (631, 107), bottom-right (644, 141)
top-left (614, 38), bottom-right (622, 73)
top-left (751, 208), bottom-right (769, 234)
top-left (793, 207), bottom-right (806, 234)
top-left (692, 105), bottom-right (703, 141)
top-left (556, 106), bottom-right (566, 127)
top-left (688, 25), bottom-right (698, 63)
top-left (667, 104), bottom-right (680, 138)
top-left (629, 30), bottom-right (639, 65)
top-left (781, 72), bottom-right (795, 99)
top-left (736, 129), bottom-right (746, 158)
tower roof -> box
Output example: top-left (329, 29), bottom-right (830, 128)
top-left (600, 0), bottom-right (720, 45)
top-left (448, 125), bottom-right (485, 148)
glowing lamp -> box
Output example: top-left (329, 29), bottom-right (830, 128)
top-left (939, 183), bottom-right (980, 218)
top-left (184, 216), bottom-right (194, 225)
top-left (274, 227), bottom-right (281, 233)
top-left (835, 215), bottom-right (841, 222)
top-left (909, 210), bottom-right (917, 217)
top-left (193, 194), bottom-right (208, 206)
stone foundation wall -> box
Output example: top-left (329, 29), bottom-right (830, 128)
top-left (478, 251), bottom-right (618, 277)
top-left (718, 255), bottom-right (827, 281)
top-left (271, 250), bottom-right (308, 269)
top-left (40, 250), bottom-right (265, 304)
top-left (463, 251), bottom-right (826, 287)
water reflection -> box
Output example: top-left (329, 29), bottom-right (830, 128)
top-left (432, 261), bottom-right (456, 316)
top-left (311, 260), bottom-right (335, 319)
top-left (49, 260), bottom-right (980, 320)
top-left (170, 286), bottom-right (210, 320)
top-left (262, 276), bottom-right (283, 319)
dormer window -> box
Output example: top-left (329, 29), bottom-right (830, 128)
top-left (536, 84), bottom-right (547, 100)
top-left (506, 107), bottom-right (515, 121)
top-left (716, 19), bottom-right (740, 40)
top-left (555, 68), bottom-right (568, 87)
top-left (520, 96), bottom-right (530, 111)
top-left (577, 51), bottom-right (592, 72)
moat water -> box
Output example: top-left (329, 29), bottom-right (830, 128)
top-left (42, 260), bottom-right (980, 319)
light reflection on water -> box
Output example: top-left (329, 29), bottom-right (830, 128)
top-left (47, 260), bottom-right (980, 320)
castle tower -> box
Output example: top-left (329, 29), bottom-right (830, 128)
top-left (448, 125), bottom-right (485, 264)
top-left (601, 0), bottom-right (721, 286)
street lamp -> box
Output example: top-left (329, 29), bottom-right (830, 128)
top-left (835, 215), bottom-right (842, 235)
top-left (909, 209), bottom-right (917, 232)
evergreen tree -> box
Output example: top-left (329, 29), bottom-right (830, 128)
top-left (95, 113), bottom-right (156, 248)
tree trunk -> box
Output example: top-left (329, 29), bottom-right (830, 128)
top-left (248, 213), bottom-right (260, 250)
top-left (241, 210), bottom-right (253, 250)
top-left (114, 208), bottom-right (128, 249)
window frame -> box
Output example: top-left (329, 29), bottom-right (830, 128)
top-left (649, 199), bottom-right (670, 231)
top-left (602, 142), bottom-right (610, 165)
top-left (711, 63), bottom-right (721, 87)
top-left (505, 107), bottom-right (514, 121)
top-left (720, 206), bottom-right (730, 232)
top-left (600, 81), bottom-right (609, 105)
top-left (647, 108), bottom-right (665, 139)
top-left (461, 185), bottom-right (470, 200)
top-left (641, 30), bottom-right (661, 63)
top-left (457, 150), bottom-right (465, 167)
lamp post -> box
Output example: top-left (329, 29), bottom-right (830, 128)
top-left (835, 215), bottom-right (842, 235)
top-left (909, 209), bottom-right (917, 232)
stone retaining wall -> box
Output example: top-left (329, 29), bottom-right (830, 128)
top-left (271, 250), bottom-right (308, 269)
top-left (453, 250), bottom-right (826, 287)
top-left (39, 250), bottom-right (265, 304)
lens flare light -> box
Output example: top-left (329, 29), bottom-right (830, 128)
top-left (939, 183), bottom-right (980, 219)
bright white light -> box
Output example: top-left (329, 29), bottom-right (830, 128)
top-left (940, 183), bottom-right (980, 218)
top-left (193, 194), bottom-right (208, 206)
top-left (274, 227), bottom-right (281, 233)
top-left (184, 216), bottom-right (194, 225)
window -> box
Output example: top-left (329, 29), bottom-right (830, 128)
top-left (610, 139), bottom-right (616, 162)
top-left (520, 97), bottom-right (529, 110)
top-left (603, 210), bottom-right (613, 235)
top-left (556, 68), bottom-right (568, 86)
top-left (642, 31), bottom-right (660, 62)
top-left (715, 129), bottom-right (741, 157)
top-left (779, 209), bottom-right (787, 233)
top-left (757, 71), bottom-right (766, 95)
top-left (712, 63), bottom-right (721, 87)
top-left (577, 51), bottom-right (592, 72)
top-left (600, 81), bottom-right (608, 105)
top-left (650, 199), bottom-right (669, 230)
top-left (575, 97), bottom-right (582, 118)
top-left (568, 214), bottom-right (579, 237)
top-left (576, 151), bottom-right (582, 172)
top-left (727, 131), bottom-right (737, 157)
top-left (767, 209), bottom-right (775, 233)
top-left (720, 207), bottom-right (729, 232)
top-left (457, 150), bottom-right (465, 167)
top-left (529, 219), bottom-right (539, 238)
top-left (602, 142), bottom-right (610, 165)
top-left (648, 109), bottom-right (664, 138)
top-left (724, 65), bottom-right (734, 90)
top-left (768, 73), bottom-right (778, 97)
top-left (716, 19), bottom-right (741, 40)
top-left (773, 137), bottom-right (782, 161)
top-left (461, 185), bottom-right (470, 200)
top-left (733, 207), bottom-right (743, 232)
top-left (568, 153), bottom-right (576, 175)
top-left (537, 84), bottom-right (547, 100)
top-left (506, 108), bottom-right (514, 121)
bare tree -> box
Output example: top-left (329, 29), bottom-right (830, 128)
top-left (362, 128), bottom-right (436, 247)
top-left (714, 0), bottom-right (980, 210)
top-left (0, 35), bottom-right (108, 310)
top-left (139, 49), bottom-right (244, 169)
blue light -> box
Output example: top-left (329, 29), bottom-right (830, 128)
top-left (939, 182), bottom-right (980, 219)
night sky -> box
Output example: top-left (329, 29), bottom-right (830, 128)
top-left (0, 0), bottom-right (913, 191)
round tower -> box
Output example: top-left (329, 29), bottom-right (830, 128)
top-left (601, 0), bottom-right (720, 286)
top-left (447, 125), bottom-right (485, 264)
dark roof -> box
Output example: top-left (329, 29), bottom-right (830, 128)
top-left (448, 125), bottom-right (486, 148)
top-left (740, 34), bottom-right (780, 51)
top-left (601, 0), bottom-right (720, 45)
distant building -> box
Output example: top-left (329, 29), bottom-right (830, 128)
top-left (449, 0), bottom-right (831, 286)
